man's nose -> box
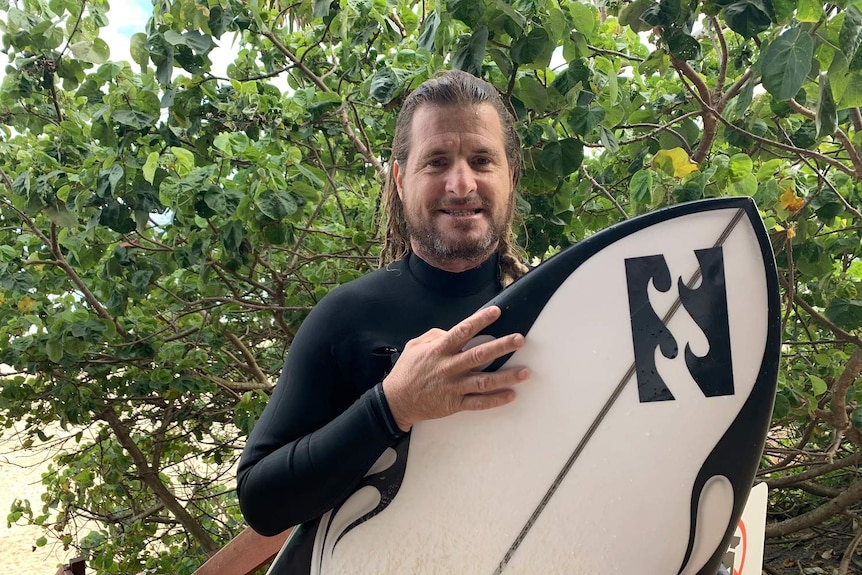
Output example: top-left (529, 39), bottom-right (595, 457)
top-left (445, 160), bottom-right (477, 196)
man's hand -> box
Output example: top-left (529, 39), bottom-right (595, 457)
top-left (382, 306), bottom-right (529, 432)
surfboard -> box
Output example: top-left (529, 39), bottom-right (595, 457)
top-left (267, 196), bottom-right (780, 575)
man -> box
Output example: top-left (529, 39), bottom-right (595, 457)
top-left (237, 70), bottom-right (531, 537)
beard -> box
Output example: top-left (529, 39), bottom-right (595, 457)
top-left (403, 195), bottom-right (513, 264)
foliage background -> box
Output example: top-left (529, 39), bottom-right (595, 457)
top-left (1, 0), bottom-right (861, 572)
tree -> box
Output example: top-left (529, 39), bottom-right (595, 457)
top-left (0, 0), bottom-right (860, 572)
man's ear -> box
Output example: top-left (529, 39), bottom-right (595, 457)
top-left (393, 160), bottom-right (404, 200)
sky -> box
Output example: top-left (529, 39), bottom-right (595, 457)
top-left (101, 0), bottom-right (153, 65)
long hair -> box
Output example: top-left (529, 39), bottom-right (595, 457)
top-left (380, 70), bottom-right (529, 286)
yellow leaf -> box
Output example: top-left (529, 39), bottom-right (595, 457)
top-left (786, 224), bottom-right (796, 239)
top-left (17, 296), bottom-right (36, 312)
top-left (780, 187), bottom-right (805, 212)
top-left (652, 148), bottom-right (699, 178)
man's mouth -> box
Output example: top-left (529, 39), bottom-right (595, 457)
top-left (440, 208), bottom-right (483, 216)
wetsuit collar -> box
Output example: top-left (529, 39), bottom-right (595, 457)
top-left (407, 252), bottom-right (500, 297)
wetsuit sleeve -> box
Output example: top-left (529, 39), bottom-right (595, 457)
top-left (236, 297), bottom-right (405, 537)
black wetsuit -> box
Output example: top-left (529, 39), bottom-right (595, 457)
top-left (237, 253), bottom-right (503, 537)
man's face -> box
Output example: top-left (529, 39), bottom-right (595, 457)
top-left (393, 103), bottom-right (514, 272)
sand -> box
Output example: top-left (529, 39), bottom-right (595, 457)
top-left (0, 435), bottom-right (69, 574)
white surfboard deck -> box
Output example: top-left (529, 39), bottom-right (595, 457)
top-left (270, 198), bottom-right (780, 575)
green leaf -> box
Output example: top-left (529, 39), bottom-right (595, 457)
top-left (493, 0), bottom-right (527, 32)
top-left (447, 0), bottom-right (486, 27)
top-left (417, 11), bottom-right (440, 51)
top-left (761, 27), bottom-right (814, 101)
top-left (809, 374), bottom-right (828, 396)
top-left (46, 339), bottom-right (63, 363)
top-left (837, 71), bottom-right (862, 108)
top-left (222, 221), bottom-right (244, 254)
top-left (0, 271), bottom-right (35, 292)
top-left (204, 185), bottom-right (243, 216)
top-left (840, 6), bottom-right (862, 64)
top-left (129, 33), bottom-right (149, 67)
top-left (551, 60), bottom-right (591, 95)
top-left (639, 48), bottom-right (668, 76)
top-left (511, 27), bottom-right (551, 66)
top-left (630, 169), bottom-right (653, 204)
top-left (452, 26), bottom-right (488, 76)
top-left (213, 133), bottom-right (250, 155)
top-left (262, 223), bottom-right (288, 245)
top-left (772, 392), bottom-right (790, 418)
top-left (619, 0), bottom-right (655, 32)
top-left (665, 27), bottom-right (701, 61)
top-left (70, 38), bottom-right (110, 64)
top-left (642, 0), bottom-right (681, 26)
top-left (816, 72), bottom-right (838, 138)
top-left (369, 68), bottom-right (410, 105)
top-left (143, 152), bottom-right (159, 184)
top-left (517, 76), bottom-right (549, 114)
top-left (569, 2), bottom-right (598, 38)
top-left (313, 0), bottom-right (332, 18)
top-left (790, 120), bottom-right (817, 148)
top-left (727, 153), bottom-right (753, 181)
top-left (11, 171), bottom-right (30, 196)
top-left (722, 0), bottom-right (773, 39)
top-left (99, 201), bottom-right (136, 234)
top-left (796, 0), bottom-right (822, 21)
top-left (69, 320), bottom-right (108, 341)
top-left (794, 242), bottom-right (834, 278)
top-left (183, 31), bottom-right (215, 55)
top-left (724, 153), bottom-right (757, 195)
top-left (600, 126), bottom-right (620, 153)
top-left (540, 139), bottom-right (584, 177)
top-left (255, 189), bottom-right (298, 221)
top-left (825, 298), bottom-right (862, 330)
top-left (567, 105), bottom-right (605, 136)
top-left (163, 30), bottom-right (187, 46)
top-left (171, 147), bottom-right (196, 177)
top-left (112, 110), bottom-right (156, 129)
top-left (43, 205), bottom-right (77, 228)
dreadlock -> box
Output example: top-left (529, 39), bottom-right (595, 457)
top-left (380, 70), bottom-right (529, 287)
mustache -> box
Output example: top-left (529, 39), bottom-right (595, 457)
top-left (432, 196), bottom-right (489, 210)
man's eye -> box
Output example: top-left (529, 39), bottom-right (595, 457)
top-left (473, 157), bottom-right (492, 166)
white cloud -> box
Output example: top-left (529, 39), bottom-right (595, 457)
top-left (100, 0), bottom-right (152, 65)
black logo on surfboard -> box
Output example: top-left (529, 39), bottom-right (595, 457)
top-left (625, 247), bottom-right (734, 403)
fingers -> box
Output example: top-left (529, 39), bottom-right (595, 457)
top-left (465, 365), bottom-right (530, 395)
top-left (459, 387), bottom-right (517, 412)
top-left (383, 306), bottom-right (529, 430)
top-left (440, 306), bottom-right (502, 353)
top-left (455, 332), bottom-right (525, 372)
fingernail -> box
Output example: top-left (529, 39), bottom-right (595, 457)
top-left (512, 334), bottom-right (524, 345)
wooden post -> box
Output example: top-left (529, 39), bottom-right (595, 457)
top-left (54, 557), bottom-right (85, 575)
top-left (192, 526), bottom-right (292, 575)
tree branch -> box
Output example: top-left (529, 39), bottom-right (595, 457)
top-left (100, 405), bottom-right (220, 554)
top-left (765, 478), bottom-right (862, 537)
top-left (224, 332), bottom-right (270, 387)
top-left (765, 451), bottom-right (862, 488)
top-left (672, 57), bottom-right (718, 163)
